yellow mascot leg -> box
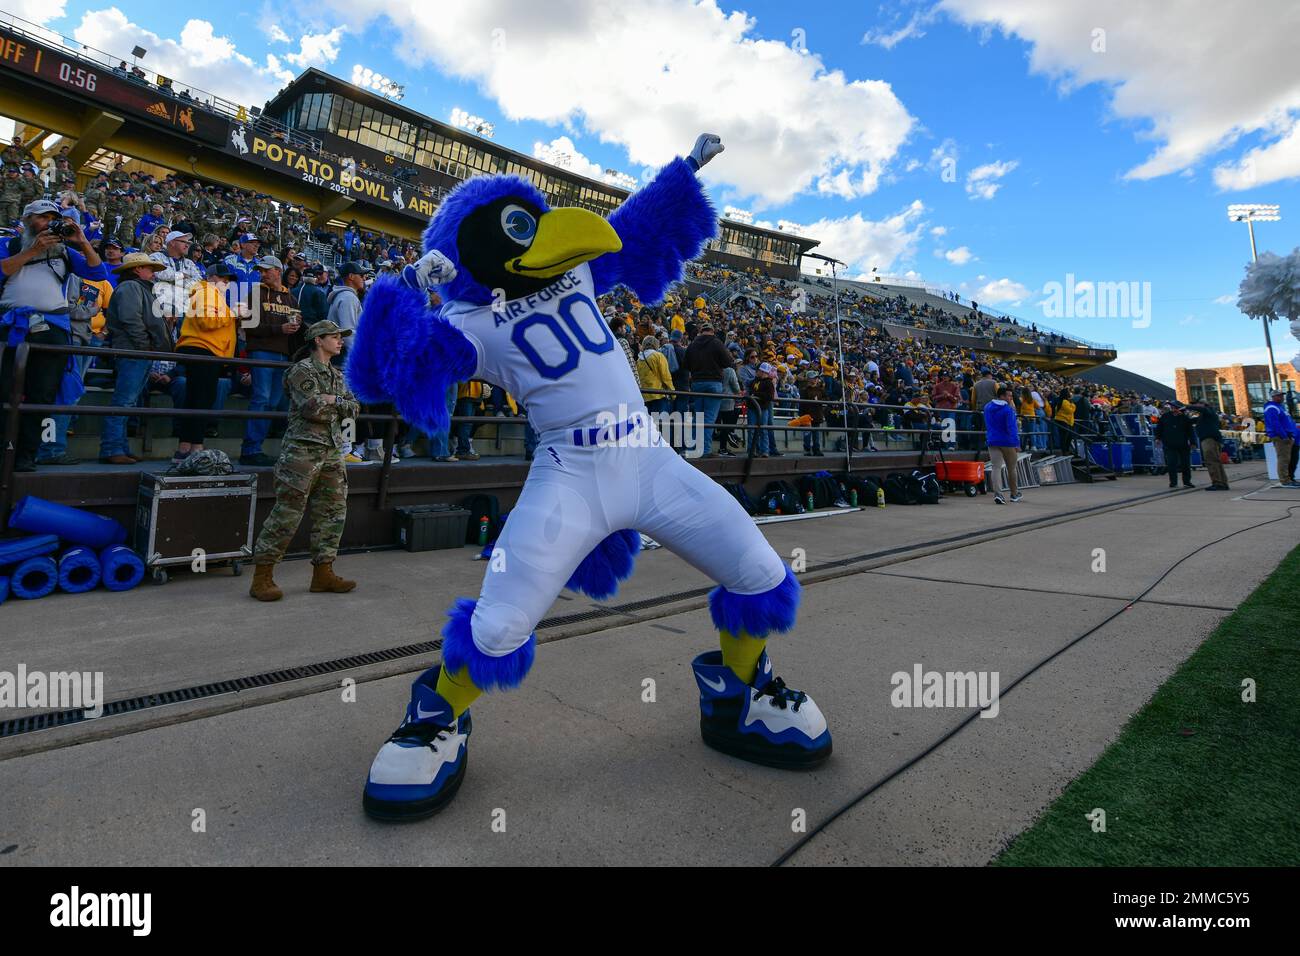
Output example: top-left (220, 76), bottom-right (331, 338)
top-left (719, 630), bottom-right (768, 684)
top-left (436, 665), bottom-right (483, 717)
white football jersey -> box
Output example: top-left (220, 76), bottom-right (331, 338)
top-left (439, 263), bottom-right (646, 433)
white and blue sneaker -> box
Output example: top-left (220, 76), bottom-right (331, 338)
top-left (363, 666), bottom-right (471, 821)
top-left (692, 650), bottom-right (831, 769)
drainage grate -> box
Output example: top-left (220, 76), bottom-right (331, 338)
top-left (0, 639), bottom-right (442, 740)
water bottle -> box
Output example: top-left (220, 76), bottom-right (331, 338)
top-left (806, 492), bottom-right (815, 512)
top-left (849, 488), bottom-right (858, 507)
top-left (477, 516), bottom-right (489, 547)
top-left (876, 487), bottom-right (886, 508)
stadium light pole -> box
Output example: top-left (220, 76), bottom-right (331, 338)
top-left (1228, 203), bottom-right (1282, 389)
top-left (803, 251), bottom-right (851, 474)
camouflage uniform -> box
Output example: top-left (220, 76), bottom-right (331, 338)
top-left (83, 180), bottom-right (108, 215)
top-left (103, 191), bottom-right (127, 243)
top-left (1, 143), bottom-right (32, 169)
top-left (252, 353), bottom-right (358, 566)
top-left (53, 163), bottom-right (77, 194)
top-left (1, 170), bottom-right (21, 225)
top-left (17, 170), bottom-right (42, 208)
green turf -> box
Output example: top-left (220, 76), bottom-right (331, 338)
top-left (994, 542), bottom-right (1300, 866)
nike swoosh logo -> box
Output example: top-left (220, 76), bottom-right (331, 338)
top-left (700, 674), bottom-right (727, 693)
top-left (415, 705), bottom-right (444, 720)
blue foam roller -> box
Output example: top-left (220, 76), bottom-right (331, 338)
top-left (0, 533), bottom-right (59, 568)
top-left (100, 545), bottom-right (144, 592)
top-left (0, 575), bottom-right (9, 605)
top-left (8, 495), bottom-right (127, 549)
top-left (11, 556), bottom-right (57, 600)
top-left (58, 546), bottom-right (102, 594)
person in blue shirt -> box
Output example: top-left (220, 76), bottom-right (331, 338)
top-left (0, 199), bottom-right (110, 472)
top-left (221, 232), bottom-right (262, 307)
top-left (984, 384), bottom-right (1021, 504)
top-left (1263, 388), bottom-right (1300, 487)
top-left (133, 202), bottom-right (167, 241)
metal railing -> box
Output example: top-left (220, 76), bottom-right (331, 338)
top-left (2, 339), bottom-right (1154, 526)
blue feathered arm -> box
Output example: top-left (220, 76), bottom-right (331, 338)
top-left (589, 157), bottom-right (717, 303)
top-left (344, 275), bottom-right (478, 434)
top-left (566, 529), bottom-right (641, 600)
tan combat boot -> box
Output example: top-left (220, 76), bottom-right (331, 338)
top-left (250, 563), bottom-right (283, 601)
top-left (310, 561), bottom-right (356, 593)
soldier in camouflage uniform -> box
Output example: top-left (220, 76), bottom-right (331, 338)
top-left (1, 166), bottom-right (21, 226)
top-left (52, 157), bottom-right (77, 195)
top-left (17, 164), bottom-right (43, 209)
top-left (118, 190), bottom-right (142, 247)
top-left (1, 136), bottom-right (33, 169)
top-left (83, 175), bottom-right (108, 217)
top-left (103, 190), bottom-right (127, 245)
top-left (250, 319), bottom-right (359, 601)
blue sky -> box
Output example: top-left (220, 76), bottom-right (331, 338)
top-left (9, 0), bottom-right (1300, 384)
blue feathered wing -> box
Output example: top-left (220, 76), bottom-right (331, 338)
top-left (589, 157), bottom-right (717, 304)
top-left (343, 276), bottom-right (478, 435)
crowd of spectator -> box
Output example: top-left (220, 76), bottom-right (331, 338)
top-left (0, 144), bottom-right (1268, 475)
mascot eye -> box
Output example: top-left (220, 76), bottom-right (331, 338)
top-left (501, 205), bottom-right (537, 246)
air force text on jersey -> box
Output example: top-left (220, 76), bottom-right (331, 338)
top-left (490, 270), bottom-right (584, 326)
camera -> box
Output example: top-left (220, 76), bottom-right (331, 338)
top-left (49, 220), bottom-right (80, 240)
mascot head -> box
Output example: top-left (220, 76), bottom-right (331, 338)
top-left (423, 175), bottom-right (622, 306)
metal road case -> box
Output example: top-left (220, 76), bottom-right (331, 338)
top-left (134, 472), bottom-right (257, 584)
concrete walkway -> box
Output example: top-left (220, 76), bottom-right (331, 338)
top-left (2, 463), bottom-right (1294, 865)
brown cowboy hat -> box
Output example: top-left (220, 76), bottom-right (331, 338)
top-left (112, 252), bottom-right (167, 275)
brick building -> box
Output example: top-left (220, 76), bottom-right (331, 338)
top-left (1175, 362), bottom-right (1300, 416)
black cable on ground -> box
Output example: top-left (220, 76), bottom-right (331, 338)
top-left (770, 488), bottom-right (1300, 867)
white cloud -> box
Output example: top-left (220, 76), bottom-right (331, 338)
top-left (5, 0), bottom-right (66, 25)
top-left (941, 0), bottom-right (1300, 187)
top-left (72, 9), bottom-right (298, 108)
top-left (285, 27), bottom-right (345, 69)
top-left (942, 245), bottom-right (975, 265)
top-left (265, 24), bottom-right (291, 44)
top-left (930, 225), bottom-right (948, 236)
top-left (971, 276), bottom-right (1032, 305)
top-left (1213, 294), bottom-right (1236, 305)
top-left (862, 9), bottom-right (937, 49)
top-left (791, 200), bottom-right (927, 275)
top-left (332, 0), bottom-right (915, 205)
top-left (264, 53), bottom-right (293, 86)
top-left (533, 136), bottom-right (604, 180)
top-left (966, 159), bottom-right (1017, 200)
top-left (533, 136), bottom-right (638, 188)
top-left (1213, 119), bottom-right (1300, 191)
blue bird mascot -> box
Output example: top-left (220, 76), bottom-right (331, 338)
top-left (347, 134), bottom-right (831, 820)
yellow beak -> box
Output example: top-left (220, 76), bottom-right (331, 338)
top-left (504, 207), bottom-right (622, 279)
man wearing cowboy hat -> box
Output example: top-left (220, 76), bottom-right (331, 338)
top-left (0, 198), bottom-right (110, 471)
top-left (96, 252), bottom-right (169, 464)
top-left (249, 319), bottom-right (359, 601)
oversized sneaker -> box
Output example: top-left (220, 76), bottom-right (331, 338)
top-left (363, 666), bottom-right (471, 821)
top-left (692, 650), bottom-right (831, 769)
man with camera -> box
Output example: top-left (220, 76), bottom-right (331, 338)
top-left (0, 199), bottom-right (109, 472)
